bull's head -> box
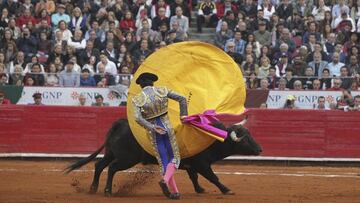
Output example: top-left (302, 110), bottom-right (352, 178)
top-left (227, 117), bottom-right (262, 155)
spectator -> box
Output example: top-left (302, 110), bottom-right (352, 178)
top-left (78, 93), bottom-right (87, 106)
top-left (0, 90), bottom-right (11, 105)
top-left (314, 96), bottom-right (329, 110)
top-left (290, 54), bottom-right (307, 76)
top-left (59, 61), bottom-right (80, 87)
top-left (225, 30), bottom-right (246, 55)
top-left (275, 53), bottom-right (290, 77)
top-left (16, 8), bottom-right (36, 28)
top-left (337, 89), bottom-right (354, 111)
top-left (152, 7), bottom-right (170, 31)
top-left (16, 27), bottom-right (37, 59)
top-left (275, 78), bottom-right (289, 90)
top-left (67, 29), bottom-right (86, 50)
top-left (69, 7), bottom-right (87, 33)
top-left (293, 80), bottom-right (303, 90)
top-left (328, 77), bottom-right (343, 90)
top-left (276, 0), bottom-right (293, 20)
top-left (283, 95), bottom-right (297, 109)
top-left (196, 0), bottom-right (218, 33)
top-left (9, 65), bottom-right (23, 86)
top-left (350, 95), bottom-right (360, 111)
top-left (80, 69), bottom-right (96, 87)
top-left (312, 0), bottom-right (331, 22)
top-left (242, 54), bottom-right (259, 76)
top-left (327, 52), bottom-right (345, 76)
top-left (246, 72), bottom-right (259, 89)
top-left (214, 21), bottom-right (233, 49)
top-left (254, 21), bottom-right (272, 47)
top-left (258, 77), bottom-right (269, 90)
top-left (339, 66), bottom-right (352, 89)
top-left (0, 73), bottom-right (8, 86)
top-left (225, 41), bottom-right (243, 65)
top-left (268, 66), bottom-right (279, 89)
top-left (94, 63), bottom-right (115, 86)
top-left (92, 94), bottom-right (109, 106)
top-left (35, 0), bottom-right (55, 17)
top-left (302, 67), bottom-right (315, 90)
top-left (312, 79), bottom-right (322, 90)
top-left (27, 63), bottom-right (45, 86)
top-left (29, 92), bottom-right (44, 105)
top-left (170, 0), bottom-right (190, 19)
top-left (119, 11), bottom-right (136, 32)
top-left (258, 56), bottom-right (271, 77)
top-left (239, 0), bottom-right (257, 20)
top-left (51, 4), bottom-right (70, 28)
top-left (45, 63), bottom-right (59, 86)
top-left (170, 6), bottom-right (189, 34)
top-left (348, 55), bottom-right (360, 75)
top-left (308, 52), bottom-right (329, 77)
top-left (320, 68), bottom-right (332, 89)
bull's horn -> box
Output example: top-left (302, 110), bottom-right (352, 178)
top-left (230, 131), bottom-right (241, 142)
top-left (235, 116), bottom-right (248, 126)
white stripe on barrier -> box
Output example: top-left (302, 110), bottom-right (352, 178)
top-left (0, 168), bottom-right (359, 179)
top-left (1, 153), bottom-right (360, 162)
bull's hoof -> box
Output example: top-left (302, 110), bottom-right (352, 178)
top-left (223, 190), bottom-right (235, 195)
top-left (195, 187), bottom-right (206, 194)
top-left (89, 185), bottom-right (98, 194)
top-left (104, 189), bottom-right (112, 197)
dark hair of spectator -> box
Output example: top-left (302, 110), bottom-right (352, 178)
top-left (323, 68), bottom-right (330, 73)
top-left (318, 96), bottom-right (325, 102)
top-left (95, 94), bottom-right (104, 100)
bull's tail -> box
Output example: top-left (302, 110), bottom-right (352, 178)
top-left (64, 144), bottom-right (105, 174)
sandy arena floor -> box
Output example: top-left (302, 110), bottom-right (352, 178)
top-left (0, 160), bottom-right (360, 203)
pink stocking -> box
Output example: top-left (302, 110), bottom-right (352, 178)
top-left (168, 176), bottom-right (179, 193)
top-left (163, 163), bottom-right (176, 183)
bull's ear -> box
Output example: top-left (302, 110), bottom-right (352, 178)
top-left (234, 115), bottom-right (248, 126)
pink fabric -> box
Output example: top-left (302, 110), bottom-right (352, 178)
top-left (164, 163), bottom-right (176, 183)
top-left (183, 110), bottom-right (228, 140)
top-left (168, 176), bottom-right (179, 193)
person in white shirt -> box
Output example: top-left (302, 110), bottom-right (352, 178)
top-left (96, 53), bottom-right (118, 76)
top-left (170, 6), bottom-right (189, 33)
top-left (327, 52), bottom-right (345, 76)
top-left (67, 29), bottom-right (86, 50)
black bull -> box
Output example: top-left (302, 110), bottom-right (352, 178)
top-left (65, 118), bottom-right (262, 195)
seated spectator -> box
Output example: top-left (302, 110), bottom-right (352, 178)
top-left (37, 31), bottom-right (51, 61)
top-left (82, 55), bottom-right (97, 76)
top-left (328, 77), bottom-right (344, 91)
top-left (325, 33), bottom-right (337, 56)
top-left (133, 39), bottom-right (152, 65)
top-left (225, 41), bottom-right (243, 65)
top-left (9, 65), bottom-right (23, 86)
top-left (242, 54), bottom-right (259, 76)
top-left (29, 92), bottom-right (44, 105)
top-left (337, 89), bottom-right (354, 111)
top-left (257, 0), bottom-right (276, 21)
top-left (214, 21), bottom-right (233, 50)
top-left (302, 67), bottom-right (315, 90)
top-left (135, 9), bottom-right (152, 30)
top-left (96, 53), bottom-right (118, 76)
top-left (312, 0), bottom-right (331, 22)
top-left (274, 28), bottom-right (296, 53)
top-left (267, 66), bottom-right (279, 89)
top-left (196, 0), bottom-right (218, 33)
top-left (51, 4), bottom-right (70, 29)
top-left (239, 0), bottom-right (257, 20)
top-left (275, 53), bottom-right (290, 77)
top-left (69, 7), bottom-right (87, 33)
top-left (225, 30), bottom-right (246, 55)
top-left (151, 0), bottom-right (170, 19)
top-left (67, 29), bottom-right (86, 51)
top-left (273, 43), bottom-right (290, 65)
top-left (258, 77), bottom-right (269, 90)
top-left (254, 21), bottom-right (272, 47)
top-left (16, 27), bottom-right (38, 59)
top-left (216, 10), bottom-right (237, 32)
top-left (119, 11), bottom-right (136, 33)
top-left (78, 94), bottom-right (88, 106)
top-left (152, 7), bottom-right (170, 31)
top-left (258, 56), bottom-right (271, 77)
top-left (117, 65), bottom-right (133, 85)
top-left (94, 63), bottom-right (115, 86)
top-left (275, 78), bottom-right (289, 91)
top-left (85, 20), bottom-right (106, 43)
top-left (169, 21), bottom-right (187, 41)
top-left (246, 72), bottom-right (259, 89)
top-left (16, 8), bottom-right (36, 28)
top-left (339, 66), bottom-right (352, 89)
top-left (290, 54), bottom-right (307, 77)
top-left (348, 55), bottom-right (360, 76)
top-left (216, 0), bottom-right (237, 20)
top-left (80, 69), bottom-right (96, 87)
top-left (349, 95), bottom-right (360, 111)
top-left (170, 6), bottom-right (189, 34)
top-left (0, 90), bottom-right (11, 105)
top-left (59, 61), bottom-right (80, 87)
top-left (27, 63), bottom-right (45, 86)
top-left (308, 52), bottom-right (329, 77)
top-left (327, 52), bottom-right (345, 76)
top-left (0, 73), bottom-right (8, 86)
top-left (303, 21), bottom-right (321, 44)
top-left (92, 94), bottom-right (109, 106)
top-left (45, 63), bottom-right (59, 86)
top-left (284, 68), bottom-right (296, 89)
top-left (320, 68), bottom-right (332, 89)
top-left (293, 80), bottom-right (303, 90)
top-left (333, 9), bottom-right (356, 32)
top-left (170, 0), bottom-right (190, 18)
top-left (314, 96), bottom-right (329, 110)
top-left (311, 79), bottom-right (322, 90)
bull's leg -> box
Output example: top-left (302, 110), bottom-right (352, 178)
top-left (104, 158), bottom-right (138, 196)
top-left (90, 154), bottom-right (114, 194)
top-left (196, 164), bottom-right (234, 195)
top-left (185, 168), bottom-right (205, 193)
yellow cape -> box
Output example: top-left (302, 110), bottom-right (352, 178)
top-left (127, 41), bottom-right (246, 158)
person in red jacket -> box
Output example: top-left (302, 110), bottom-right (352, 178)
top-left (16, 8), bottom-right (37, 28)
top-left (119, 11), bottom-right (136, 32)
top-left (0, 90), bottom-right (11, 105)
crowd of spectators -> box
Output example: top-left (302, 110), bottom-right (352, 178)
top-left (0, 0), bottom-right (359, 101)
top-left (0, 0), bottom-right (192, 88)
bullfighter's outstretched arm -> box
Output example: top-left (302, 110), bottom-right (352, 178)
top-left (132, 101), bottom-right (155, 131)
top-left (167, 90), bottom-right (188, 117)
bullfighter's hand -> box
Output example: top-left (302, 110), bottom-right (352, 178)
top-left (154, 125), bottom-right (167, 135)
top-left (180, 116), bottom-right (188, 123)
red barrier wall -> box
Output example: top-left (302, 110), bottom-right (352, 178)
top-left (1, 106), bottom-right (360, 158)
